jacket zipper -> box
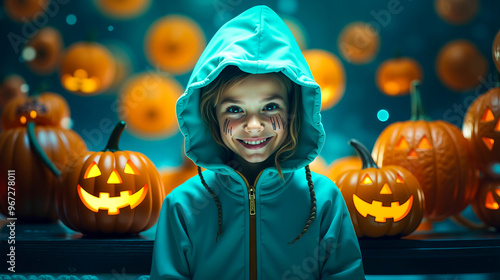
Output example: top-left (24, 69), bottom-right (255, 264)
top-left (235, 170), bottom-right (261, 280)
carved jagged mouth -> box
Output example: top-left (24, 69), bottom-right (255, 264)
top-left (77, 185), bottom-right (148, 215)
top-left (353, 194), bottom-right (413, 222)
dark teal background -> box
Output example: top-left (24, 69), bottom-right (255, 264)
top-left (1, 0), bottom-right (499, 169)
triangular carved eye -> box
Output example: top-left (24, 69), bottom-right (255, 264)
top-left (417, 136), bottom-right (432, 149)
top-left (481, 108), bottom-right (495, 122)
top-left (485, 191), bottom-right (500, 210)
top-left (361, 174), bottom-right (373, 184)
top-left (124, 160), bottom-right (140, 175)
top-left (396, 174), bottom-right (405, 183)
top-left (483, 137), bottom-right (495, 150)
top-left (396, 137), bottom-right (409, 149)
top-left (495, 119), bottom-right (500, 132)
top-left (84, 162), bottom-right (101, 179)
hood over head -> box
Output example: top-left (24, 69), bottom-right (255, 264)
top-left (176, 5), bottom-right (325, 175)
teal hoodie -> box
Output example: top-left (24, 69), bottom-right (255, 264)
top-left (150, 5), bottom-right (365, 280)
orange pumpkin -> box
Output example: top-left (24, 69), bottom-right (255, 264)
top-left (376, 57), bottom-right (423, 96)
top-left (95, 0), bottom-right (151, 19)
top-left (328, 156), bottom-right (362, 183)
top-left (0, 93), bottom-right (87, 222)
top-left (283, 17), bottom-right (308, 50)
top-left (472, 178), bottom-right (500, 229)
top-left (436, 40), bottom-right (488, 92)
top-left (309, 156), bottom-right (329, 176)
top-left (4, 0), bottom-right (49, 22)
top-left (25, 27), bottom-right (63, 75)
top-left (435, 0), bottom-right (479, 25)
top-left (337, 22), bottom-right (380, 64)
top-left (161, 154), bottom-right (199, 196)
top-left (1, 93), bottom-right (70, 130)
top-left (56, 121), bottom-right (165, 235)
top-left (119, 73), bottom-right (183, 138)
top-left (303, 49), bottom-right (345, 110)
top-left (145, 15), bottom-right (206, 75)
top-left (372, 81), bottom-right (479, 220)
top-left (336, 139), bottom-right (424, 238)
top-left (493, 29), bottom-right (500, 73)
top-left (60, 42), bottom-right (116, 95)
top-left (0, 75), bottom-right (28, 110)
top-left (463, 87), bottom-right (500, 178)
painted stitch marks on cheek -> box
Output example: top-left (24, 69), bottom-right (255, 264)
top-left (223, 119), bottom-right (232, 136)
top-left (270, 114), bottom-right (286, 131)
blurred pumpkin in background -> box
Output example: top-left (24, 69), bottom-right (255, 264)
top-left (472, 178), bottom-right (500, 229)
top-left (337, 22), bottom-right (380, 64)
top-left (463, 86), bottom-right (500, 178)
top-left (56, 121), bottom-right (165, 235)
top-left (145, 15), bottom-right (206, 75)
top-left (4, 0), bottom-right (49, 22)
top-left (436, 40), bottom-right (488, 92)
top-left (494, 29), bottom-right (500, 73)
top-left (24, 27), bottom-right (64, 75)
top-left (60, 42), bottom-right (116, 95)
top-left (309, 155), bottom-right (329, 176)
top-left (328, 155), bottom-right (362, 184)
top-left (303, 49), bottom-right (345, 110)
top-left (376, 57), bottom-right (423, 96)
top-left (372, 81), bottom-right (479, 220)
top-left (161, 152), bottom-right (199, 196)
top-left (336, 139), bottom-right (424, 238)
top-left (94, 0), bottom-right (152, 19)
top-left (0, 75), bottom-right (28, 111)
top-left (0, 92), bottom-right (87, 222)
top-left (435, 0), bottom-right (479, 25)
top-left (119, 73), bottom-right (183, 139)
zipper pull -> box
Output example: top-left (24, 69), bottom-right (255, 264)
top-left (249, 187), bottom-right (256, 216)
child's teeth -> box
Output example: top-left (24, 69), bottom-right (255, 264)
top-left (244, 139), bottom-right (267, 145)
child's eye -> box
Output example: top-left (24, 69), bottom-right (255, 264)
top-left (263, 103), bottom-right (280, 111)
top-left (226, 106), bottom-right (243, 113)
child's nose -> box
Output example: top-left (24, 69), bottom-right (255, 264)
top-left (244, 115), bottom-right (264, 132)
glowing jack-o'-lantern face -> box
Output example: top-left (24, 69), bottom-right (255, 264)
top-left (56, 121), bottom-right (165, 235)
top-left (352, 174), bottom-right (414, 223)
top-left (472, 179), bottom-right (500, 229)
top-left (336, 139), bottom-right (424, 238)
top-left (463, 88), bottom-right (500, 178)
top-left (395, 135), bottom-right (433, 159)
top-left (77, 160), bottom-right (148, 215)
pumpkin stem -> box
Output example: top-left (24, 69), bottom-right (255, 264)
top-left (27, 122), bottom-right (62, 178)
top-left (348, 139), bottom-right (378, 169)
top-left (410, 80), bottom-right (432, 121)
top-left (104, 121), bottom-right (126, 152)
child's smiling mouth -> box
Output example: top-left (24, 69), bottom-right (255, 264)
top-left (237, 137), bottom-right (273, 150)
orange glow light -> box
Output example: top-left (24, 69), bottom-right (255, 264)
top-left (417, 136), bottom-right (432, 149)
top-left (481, 108), bottom-right (495, 122)
top-left (361, 174), bottom-right (373, 184)
top-left (396, 137), bottom-right (409, 149)
top-left (380, 183), bottom-right (392, 194)
top-left (483, 137), bottom-right (495, 150)
top-left (107, 169), bottom-right (123, 184)
top-left (485, 191), bottom-right (500, 210)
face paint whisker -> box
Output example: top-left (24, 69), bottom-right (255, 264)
top-left (278, 114), bottom-right (285, 128)
top-left (270, 116), bottom-right (277, 130)
top-left (223, 119), bottom-right (229, 134)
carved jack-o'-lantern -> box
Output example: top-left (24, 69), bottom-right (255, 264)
top-left (463, 87), bottom-right (500, 178)
top-left (373, 81), bottom-right (479, 220)
top-left (303, 49), bottom-right (345, 110)
top-left (145, 15), bottom-right (206, 75)
top-left (56, 121), bottom-right (165, 235)
top-left (337, 22), bottom-right (380, 64)
top-left (328, 156), bottom-right (362, 183)
top-left (335, 139), bottom-right (424, 238)
top-left (472, 179), bottom-right (500, 229)
top-left (1, 93), bottom-right (70, 130)
top-left (60, 42), bottom-right (116, 95)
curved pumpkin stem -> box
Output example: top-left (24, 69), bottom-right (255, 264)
top-left (348, 139), bottom-right (378, 169)
top-left (410, 80), bottom-right (432, 121)
top-left (27, 122), bottom-right (61, 178)
top-left (104, 121), bottom-right (126, 152)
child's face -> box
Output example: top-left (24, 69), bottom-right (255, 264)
top-left (216, 74), bottom-right (289, 164)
